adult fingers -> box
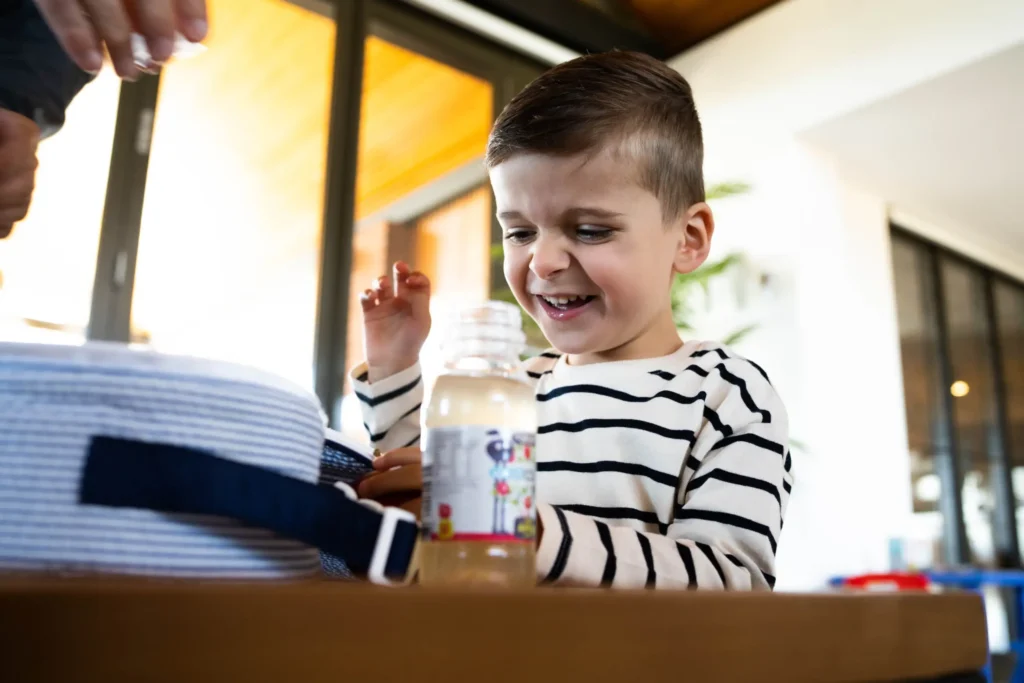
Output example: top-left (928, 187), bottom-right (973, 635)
top-left (80, 0), bottom-right (137, 79)
top-left (133, 0), bottom-right (176, 64)
top-left (173, 0), bottom-right (208, 43)
top-left (0, 109), bottom-right (41, 179)
top-left (0, 174), bottom-right (37, 210)
top-left (32, 0), bottom-right (104, 73)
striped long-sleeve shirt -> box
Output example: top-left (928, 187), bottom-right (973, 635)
top-left (351, 340), bottom-right (792, 590)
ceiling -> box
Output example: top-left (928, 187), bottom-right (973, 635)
top-left (608, 0), bottom-right (785, 54)
top-left (460, 0), bottom-right (785, 61)
top-left (802, 43), bottom-right (1024, 273)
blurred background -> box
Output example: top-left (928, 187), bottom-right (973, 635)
top-left (0, 0), bottom-right (1021, 598)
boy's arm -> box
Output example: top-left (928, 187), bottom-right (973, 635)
top-left (535, 359), bottom-right (791, 590)
top-left (349, 362), bottom-right (424, 453)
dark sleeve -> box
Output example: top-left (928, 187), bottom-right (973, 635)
top-left (0, 0), bottom-right (96, 137)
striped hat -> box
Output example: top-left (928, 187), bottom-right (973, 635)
top-left (0, 342), bottom-right (417, 583)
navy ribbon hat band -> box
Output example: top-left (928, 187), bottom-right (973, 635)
top-left (80, 436), bottom-right (418, 581)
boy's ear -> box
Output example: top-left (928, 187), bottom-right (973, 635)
top-left (673, 202), bottom-right (715, 275)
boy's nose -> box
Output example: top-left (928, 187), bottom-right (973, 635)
top-left (529, 237), bottom-right (571, 280)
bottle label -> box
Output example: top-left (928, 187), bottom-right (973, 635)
top-left (422, 426), bottom-right (536, 543)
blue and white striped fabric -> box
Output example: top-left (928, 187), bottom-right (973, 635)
top-left (0, 342), bottom-right (327, 579)
top-left (318, 429), bottom-right (375, 578)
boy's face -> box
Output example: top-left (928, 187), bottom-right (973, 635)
top-left (491, 147), bottom-right (713, 363)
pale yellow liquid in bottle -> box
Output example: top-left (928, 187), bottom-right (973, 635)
top-left (419, 372), bottom-right (536, 588)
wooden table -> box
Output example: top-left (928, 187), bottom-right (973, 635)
top-left (0, 579), bottom-right (989, 682)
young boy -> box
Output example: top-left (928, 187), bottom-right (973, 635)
top-left (353, 51), bottom-right (792, 590)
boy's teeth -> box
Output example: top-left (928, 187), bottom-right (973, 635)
top-left (542, 294), bottom-right (589, 308)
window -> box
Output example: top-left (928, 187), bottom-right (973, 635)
top-left (128, 0), bottom-right (336, 390)
top-left (338, 35), bottom-right (495, 440)
top-left (892, 237), bottom-right (946, 558)
top-left (0, 0), bottom-right (543, 434)
top-left (941, 259), bottom-right (999, 564)
top-left (892, 225), bottom-right (1024, 567)
top-left (0, 68), bottom-right (120, 344)
top-left (994, 283), bottom-right (1024, 553)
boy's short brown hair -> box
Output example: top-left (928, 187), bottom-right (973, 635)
top-left (486, 50), bottom-right (704, 220)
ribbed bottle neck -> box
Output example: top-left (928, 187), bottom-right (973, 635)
top-left (440, 302), bottom-right (526, 375)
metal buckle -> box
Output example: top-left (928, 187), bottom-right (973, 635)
top-left (367, 506), bottom-right (419, 587)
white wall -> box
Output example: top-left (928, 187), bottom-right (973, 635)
top-left (671, 0), bottom-right (1024, 179)
top-left (889, 208), bottom-right (1024, 283)
top-left (694, 140), bottom-right (912, 590)
top-left (671, 0), bottom-right (1024, 589)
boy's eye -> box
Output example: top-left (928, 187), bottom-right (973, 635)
top-left (503, 229), bottom-right (535, 244)
top-left (576, 226), bottom-right (613, 242)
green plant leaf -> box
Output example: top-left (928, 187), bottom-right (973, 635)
top-left (670, 250), bottom-right (763, 347)
top-left (491, 286), bottom-right (549, 349)
top-left (671, 253), bottom-right (745, 328)
top-left (722, 324), bottom-right (758, 347)
top-left (706, 181), bottom-right (752, 201)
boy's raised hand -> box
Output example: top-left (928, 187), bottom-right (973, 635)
top-left (360, 261), bottom-right (431, 381)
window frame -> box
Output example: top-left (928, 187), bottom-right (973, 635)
top-left (892, 222), bottom-right (1024, 567)
top-left (76, 0), bottom-right (544, 427)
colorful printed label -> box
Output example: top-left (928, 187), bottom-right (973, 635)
top-left (422, 426), bottom-right (536, 543)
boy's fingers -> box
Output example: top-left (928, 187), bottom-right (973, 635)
top-left (406, 272), bottom-right (430, 290)
top-left (398, 497), bottom-right (421, 518)
top-left (370, 494), bottom-right (422, 520)
top-left (358, 465), bottom-right (422, 499)
top-left (373, 275), bottom-right (393, 302)
top-left (358, 288), bottom-right (376, 311)
top-left (372, 447), bottom-right (421, 470)
top-left (396, 270), bottom-right (430, 304)
top-left (393, 261), bottom-right (411, 297)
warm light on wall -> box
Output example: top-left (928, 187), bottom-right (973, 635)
top-left (950, 380), bottom-right (970, 398)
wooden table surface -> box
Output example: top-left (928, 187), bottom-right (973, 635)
top-left (0, 578), bottom-right (989, 683)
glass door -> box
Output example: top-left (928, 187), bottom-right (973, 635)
top-left (0, 67), bottom-right (121, 345)
top-left (337, 7), bottom-right (541, 439)
top-left (892, 226), bottom-right (1024, 568)
top-left (52, 0), bottom-right (544, 428)
top-left (128, 0), bottom-right (338, 390)
top-left (994, 282), bottom-right (1024, 555)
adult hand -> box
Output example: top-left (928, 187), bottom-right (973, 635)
top-left (33, 0), bottom-right (208, 81)
top-left (0, 109), bottom-right (42, 238)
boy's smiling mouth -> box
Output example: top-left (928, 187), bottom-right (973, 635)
top-left (535, 293), bottom-right (597, 321)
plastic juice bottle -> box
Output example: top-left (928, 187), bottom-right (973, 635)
top-left (419, 301), bottom-right (537, 587)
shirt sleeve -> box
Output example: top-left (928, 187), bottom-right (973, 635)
top-left (349, 362), bottom-right (424, 453)
top-left (535, 357), bottom-right (792, 590)
top-left (0, 0), bottom-right (95, 137)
